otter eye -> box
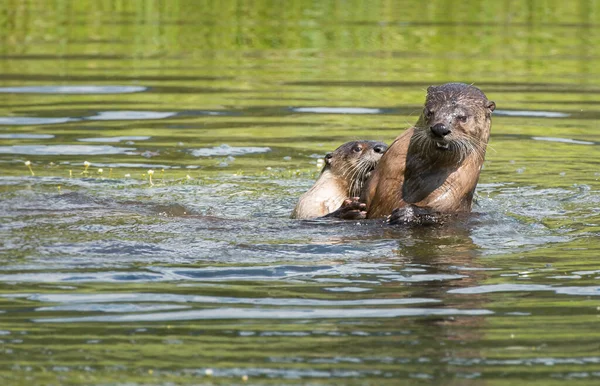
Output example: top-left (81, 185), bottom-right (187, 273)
top-left (325, 153), bottom-right (333, 160)
top-left (352, 146), bottom-right (362, 153)
top-left (424, 108), bottom-right (433, 119)
top-left (457, 115), bottom-right (468, 123)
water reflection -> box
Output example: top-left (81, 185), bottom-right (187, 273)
top-left (85, 111), bottom-right (176, 120)
top-left (190, 144), bottom-right (272, 157)
top-left (0, 85), bottom-right (147, 94)
top-left (78, 136), bottom-right (152, 143)
top-left (0, 117), bottom-right (76, 125)
top-left (0, 145), bottom-right (135, 155)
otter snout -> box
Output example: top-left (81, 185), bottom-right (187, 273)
top-left (430, 123), bottom-right (450, 138)
top-left (373, 144), bottom-right (386, 154)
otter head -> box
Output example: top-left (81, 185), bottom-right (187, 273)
top-left (413, 83), bottom-right (495, 164)
top-left (324, 140), bottom-right (387, 197)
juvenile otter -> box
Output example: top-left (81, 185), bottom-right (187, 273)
top-left (291, 140), bottom-right (387, 219)
top-left (363, 83), bottom-right (495, 219)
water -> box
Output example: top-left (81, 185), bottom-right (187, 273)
top-left (1, 1), bottom-right (600, 384)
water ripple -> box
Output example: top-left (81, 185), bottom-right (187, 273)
top-left (0, 117), bottom-right (76, 125)
top-left (290, 107), bottom-right (382, 114)
top-left (0, 134), bottom-right (55, 139)
top-left (532, 136), bottom-right (594, 145)
top-left (153, 265), bottom-right (336, 281)
top-left (78, 136), bottom-right (151, 143)
top-left (85, 111), bottom-right (176, 120)
top-left (190, 144), bottom-right (272, 157)
top-left (36, 307), bottom-right (494, 323)
top-left (449, 284), bottom-right (600, 296)
top-left (0, 85), bottom-right (147, 94)
top-left (0, 145), bottom-right (135, 155)
top-left (0, 272), bottom-right (165, 283)
top-left (36, 303), bottom-right (189, 313)
top-left (494, 109), bottom-right (570, 118)
top-left (18, 292), bottom-right (439, 307)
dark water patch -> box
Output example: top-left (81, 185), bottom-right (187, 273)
top-left (148, 263), bottom-right (474, 285)
top-left (0, 271), bottom-right (166, 283)
top-left (80, 241), bottom-right (173, 256)
top-left (235, 242), bottom-right (378, 257)
top-left (153, 265), bottom-right (336, 281)
top-left (18, 191), bottom-right (107, 211)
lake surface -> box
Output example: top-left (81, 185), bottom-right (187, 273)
top-left (1, 1), bottom-right (600, 385)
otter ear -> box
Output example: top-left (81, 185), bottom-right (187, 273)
top-left (427, 85), bottom-right (437, 93)
top-left (487, 101), bottom-right (496, 112)
top-left (325, 153), bottom-right (333, 165)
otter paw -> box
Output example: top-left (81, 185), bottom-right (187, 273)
top-left (387, 205), bottom-right (444, 226)
top-left (324, 197), bottom-right (367, 220)
top-left (387, 206), bottom-right (416, 225)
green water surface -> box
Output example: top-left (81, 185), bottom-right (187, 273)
top-left (1, 1), bottom-right (600, 385)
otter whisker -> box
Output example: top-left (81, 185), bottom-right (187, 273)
top-left (348, 159), bottom-right (371, 197)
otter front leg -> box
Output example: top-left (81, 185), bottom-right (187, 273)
top-left (387, 205), bottom-right (446, 226)
top-left (323, 197), bottom-right (367, 220)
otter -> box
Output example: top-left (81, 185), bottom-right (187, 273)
top-left (291, 140), bottom-right (387, 219)
top-left (362, 83), bottom-right (495, 220)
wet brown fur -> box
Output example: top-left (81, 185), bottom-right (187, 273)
top-left (364, 83), bottom-right (495, 218)
top-left (292, 140), bottom-right (387, 219)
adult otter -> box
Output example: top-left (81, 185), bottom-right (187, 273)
top-left (291, 140), bottom-right (387, 219)
top-left (363, 83), bottom-right (495, 220)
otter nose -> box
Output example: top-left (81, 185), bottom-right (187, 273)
top-left (373, 145), bottom-right (385, 154)
top-left (430, 123), bottom-right (450, 138)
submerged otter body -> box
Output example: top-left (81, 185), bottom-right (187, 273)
top-left (292, 140), bottom-right (387, 219)
top-left (364, 83), bottom-right (495, 219)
